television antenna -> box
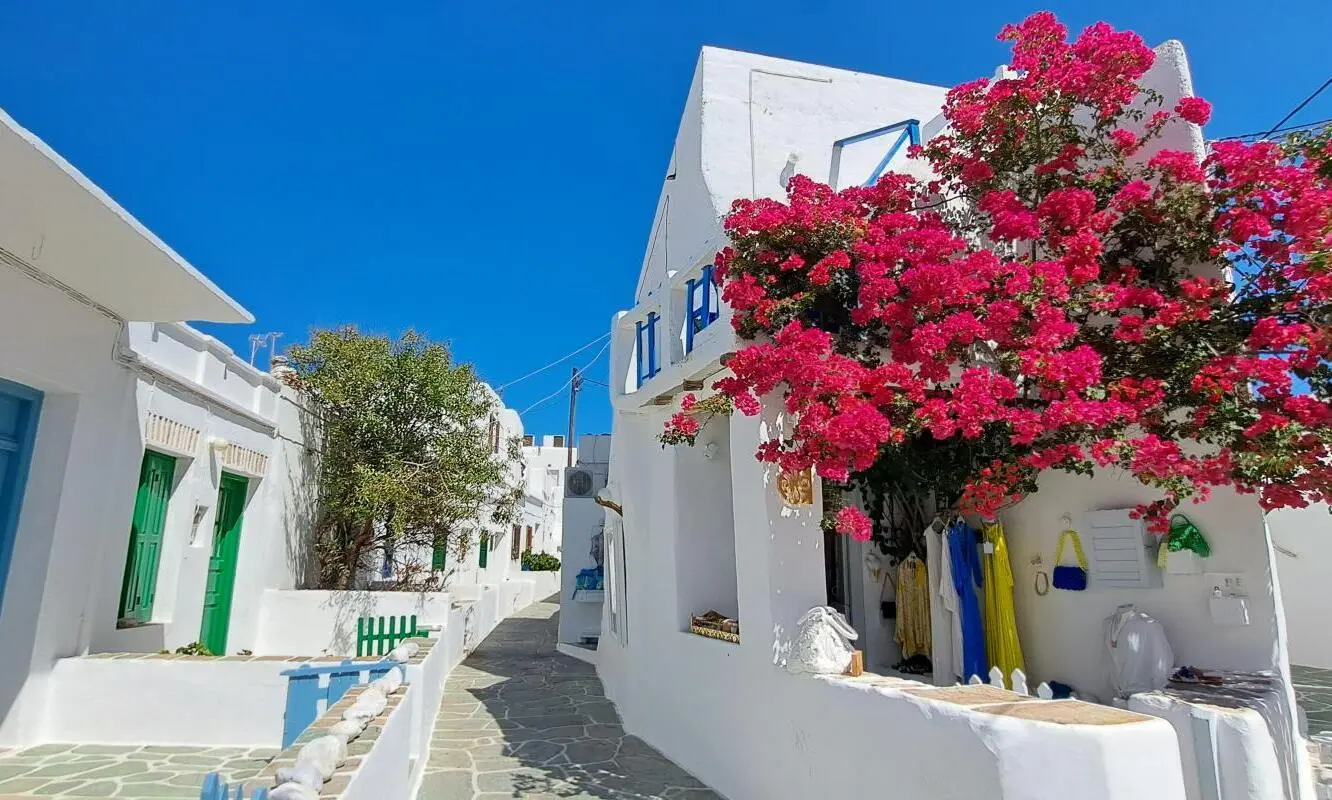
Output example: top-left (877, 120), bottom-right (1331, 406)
top-left (248, 332), bottom-right (284, 367)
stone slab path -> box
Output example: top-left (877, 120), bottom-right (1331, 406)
top-left (1293, 664), bottom-right (1332, 735)
top-left (417, 600), bottom-right (720, 800)
top-left (0, 744), bottom-right (275, 798)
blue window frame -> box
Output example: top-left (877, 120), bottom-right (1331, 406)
top-left (0, 378), bottom-right (42, 615)
top-left (829, 119), bottom-right (921, 188)
top-left (635, 312), bottom-right (660, 388)
top-left (685, 266), bottom-right (721, 354)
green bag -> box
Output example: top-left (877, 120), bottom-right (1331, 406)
top-left (1167, 514), bottom-right (1211, 558)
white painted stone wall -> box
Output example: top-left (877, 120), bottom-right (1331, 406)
top-left (252, 590), bottom-right (452, 657)
top-left (523, 434), bottom-right (575, 555)
top-left (1268, 504), bottom-right (1332, 670)
top-left (559, 434), bottom-right (611, 645)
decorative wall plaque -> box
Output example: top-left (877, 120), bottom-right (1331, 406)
top-left (778, 467), bottom-right (814, 505)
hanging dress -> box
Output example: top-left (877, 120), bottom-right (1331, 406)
top-left (926, 523), bottom-right (958, 684)
top-left (895, 554), bottom-right (931, 658)
top-left (981, 521), bottom-right (1025, 686)
top-left (948, 521), bottom-right (987, 683)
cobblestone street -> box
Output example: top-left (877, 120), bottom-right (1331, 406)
top-left (0, 744), bottom-right (275, 798)
top-left (417, 600), bottom-right (719, 799)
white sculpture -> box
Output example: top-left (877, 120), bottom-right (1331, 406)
top-left (787, 606), bottom-right (858, 676)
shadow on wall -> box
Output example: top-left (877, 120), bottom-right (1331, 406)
top-left (282, 390), bottom-right (322, 590)
top-left (430, 600), bottom-right (717, 799)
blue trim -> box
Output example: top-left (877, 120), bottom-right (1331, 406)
top-left (829, 119), bottom-right (922, 188)
top-left (646, 312), bottom-right (659, 379)
top-left (684, 266), bottom-right (721, 355)
top-left (635, 320), bottom-right (646, 387)
top-left (0, 377), bottom-right (42, 618)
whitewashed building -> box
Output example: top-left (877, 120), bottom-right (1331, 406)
top-left (521, 433), bottom-right (574, 557)
top-left (0, 106), bottom-right (304, 744)
top-left (595, 45), bottom-right (1313, 800)
top-left (559, 433), bottom-right (611, 649)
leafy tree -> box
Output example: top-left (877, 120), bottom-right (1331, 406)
top-left (284, 327), bottom-right (521, 588)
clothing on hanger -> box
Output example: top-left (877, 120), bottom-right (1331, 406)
top-left (895, 553), bottom-right (931, 658)
top-left (948, 521), bottom-right (987, 683)
top-left (926, 522), bottom-right (959, 684)
top-left (981, 521), bottom-right (1025, 687)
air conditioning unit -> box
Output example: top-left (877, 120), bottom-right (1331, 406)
top-left (565, 467), bottom-right (605, 499)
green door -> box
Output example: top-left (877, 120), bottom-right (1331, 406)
top-left (200, 473), bottom-right (247, 654)
top-left (118, 451), bottom-right (175, 624)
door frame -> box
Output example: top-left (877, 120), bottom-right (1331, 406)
top-left (200, 472), bottom-right (248, 654)
top-left (118, 450), bottom-right (177, 624)
top-left (0, 377), bottom-right (43, 617)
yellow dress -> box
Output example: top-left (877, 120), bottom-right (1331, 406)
top-left (981, 522), bottom-right (1025, 685)
top-left (895, 554), bottom-right (931, 658)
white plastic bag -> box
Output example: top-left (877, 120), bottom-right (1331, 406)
top-left (787, 606), bottom-right (858, 676)
top-left (1104, 604), bottom-right (1174, 697)
top-left (330, 719), bottom-right (364, 742)
top-left (371, 665), bottom-right (404, 695)
top-left (350, 685), bottom-right (388, 718)
top-left (389, 641), bottom-right (419, 662)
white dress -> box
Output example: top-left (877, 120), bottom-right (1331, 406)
top-left (926, 524), bottom-right (962, 685)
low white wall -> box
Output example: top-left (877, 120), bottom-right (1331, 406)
top-left (1268, 504), bottom-right (1332, 669)
top-left (43, 657), bottom-right (294, 746)
top-left (253, 590), bottom-right (451, 656)
top-left (561, 494), bottom-right (605, 644)
top-left (343, 684), bottom-right (413, 800)
top-left (403, 636), bottom-right (450, 792)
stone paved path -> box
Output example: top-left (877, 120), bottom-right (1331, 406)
top-left (417, 600), bottom-right (720, 800)
top-left (0, 744), bottom-right (275, 798)
top-left (1293, 664), bottom-right (1332, 735)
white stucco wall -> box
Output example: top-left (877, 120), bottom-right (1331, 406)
top-left (252, 590), bottom-right (452, 657)
top-left (1268, 504), bottom-right (1332, 670)
top-left (523, 435), bottom-right (574, 555)
top-left (44, 656), bottom-right (291, 746)
top-left (0, 269), bottom-right (142, 746)
top-left (559, 434), bottom-right (610, 645)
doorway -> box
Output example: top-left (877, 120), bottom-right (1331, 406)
top-left (0, 378), bottom-right (42, 616)
top-left (200, 473), bottom-right (247, 654)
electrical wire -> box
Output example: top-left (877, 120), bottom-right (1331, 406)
top-left (1262, 78), bottom-right (1332, 139)
top-left (496, 332), bottom-right (610, 391)
top-left (519, 338), bottom-right (611, 416)
top-left (1213, 116), bottom-right (1332, 142)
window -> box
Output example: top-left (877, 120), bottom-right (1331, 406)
top-left (685, 266), bottom-right (721, 354)
top-left (381, 543), bottom-right (393, 579)
top-left (432, 535), bottom-right (447, 570)
top-left (673, 415), bottom-right (738, 630)
top-left (522, 434), bottom-right (534, 446)
top-left (552, 435), bottom-right (565, 448)
top-left (478, 533), bottom-right (489, 568)
top-left (511, 524), bottom-right (522, 560)
top-left (526, 526), bottom-right (534, 553)
top-left (489, 417), bottom-right (501, 454)
top-left (635, 312), bottom-right (661, 387)
top-left (119, 450), bottom-right (176, 624)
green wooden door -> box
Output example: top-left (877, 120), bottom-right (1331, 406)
top-left (118, 451), bottom-right (175, 623)
top-left (200, 473), bottom-right (247, 654)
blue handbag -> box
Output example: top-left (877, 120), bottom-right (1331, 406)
top-left (1052, 529), bottom-right (1088, 591)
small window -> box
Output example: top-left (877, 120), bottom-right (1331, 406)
top-left (525, 525), bottom-right (534, 553)
top-left (522, 434), bottom-right (534, 446)
top-left (478, 533), bottom-right (489, 568)
top-left (511, 523), bottom-right (522, 560)
top-left (432, 536), bottom-right (447, 570)
top-left (552, 435), bottom-right (565, 448)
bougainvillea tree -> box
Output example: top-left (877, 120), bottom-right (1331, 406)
top-left (663, 12), bottom-right (1332, 541)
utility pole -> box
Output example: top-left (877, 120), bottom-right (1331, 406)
top-left (566, 366), bottom-right (582, 467)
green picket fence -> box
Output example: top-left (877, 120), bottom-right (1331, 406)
top-left (356, 614), bottom-right (423, 657)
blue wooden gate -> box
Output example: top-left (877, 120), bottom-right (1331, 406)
top-left (0, 379), bottom-right (41, 615)
top-left (279, 659), bottom-right (399, 748)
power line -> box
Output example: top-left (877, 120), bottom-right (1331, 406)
top-left (519, 338), bottom-right (610, 416)
top-left (1213, 116), bottom-right (1332, 142)
top-left (1262, 77), bottom-right (1332, 139)
top-left (496, 332), bottom-right (610, 391)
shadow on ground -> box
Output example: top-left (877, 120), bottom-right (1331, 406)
top-left (417, 596), bottom-right (719, 799)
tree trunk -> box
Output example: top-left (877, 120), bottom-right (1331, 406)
top-left (342, 519), bottom-right (376, 590)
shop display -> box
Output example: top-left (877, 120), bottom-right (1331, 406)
top-left (1052, 528), bottom-right (1088, 591)
top-left (981, 522), bottom-right (1025, 685)
top-left (947, 520), bottom-right (987, 683)
top-left (690, 610), bottom-right (740, 643)
top-left (894, 554), bottom-right (931, 658)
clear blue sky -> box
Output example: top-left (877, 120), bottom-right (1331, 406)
top-left (1, 2), bottom-right (1328, 438)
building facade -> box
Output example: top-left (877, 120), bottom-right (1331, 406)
top-left (594, 45), bottom-right (1312, 800)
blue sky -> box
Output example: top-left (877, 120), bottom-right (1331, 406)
top-left (1, 2), bottom-right (1329, 438)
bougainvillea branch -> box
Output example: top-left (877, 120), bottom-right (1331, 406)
top-left (664, 12), bottom-right (1332, 537)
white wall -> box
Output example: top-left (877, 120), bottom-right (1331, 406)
top-left (44, 656), bottom-right (292, 746)
top-left (559, 434), bottom-right (611, 645)
top-left (253, 590), bottom-right (452, 657)
top-left (0, 268), bottom-right (142, 746)
top-left (1268, 504), bottom-right (1332, 669)
top-left (598, 404), bottom-right (1191, 800)
top-left (523, 434), bottom-right (574, 555)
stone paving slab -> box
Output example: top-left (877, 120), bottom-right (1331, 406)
top-left (418, 601), bottom-right (719, 799)
top-left (0, 744), bottom-right (275, 798)
top-left (1294, 664), bottom-right (1332, 735)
